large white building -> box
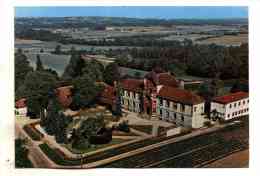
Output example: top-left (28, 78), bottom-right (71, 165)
top-left (119, 71), bottom-right (206, 129)
top-left (211, 91), bottom-right (249, 121)
top-left (156, 86), bottom-right (205, 128)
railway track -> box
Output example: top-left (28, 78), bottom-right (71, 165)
top-left (101, 133), bottom-right (221, 168)
top-left (146, 139), bottom-right (248, 168)
top-left (101, 122), bottom-right (248, 168)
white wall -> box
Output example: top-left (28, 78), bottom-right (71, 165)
top-left (211, 97), bottom-right (249, 120)
top-left (191, 103), bottom-right (205, 128)
top-left (224, 97), bottom-right (249, 120)
top-left (15, 107), bottom-right (27, 117)
top-left (156, 97), bottom-right (205, 128)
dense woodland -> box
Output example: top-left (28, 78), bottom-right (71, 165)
top-left (115, 41), bottom-right (248, 80)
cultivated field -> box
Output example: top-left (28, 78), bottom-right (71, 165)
top-left (198, 34), bottom-right (248, 46)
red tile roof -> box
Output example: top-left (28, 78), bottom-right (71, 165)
top-left (15, 98), bottom-right (27, 108)
top-left (213, 91), bottom-right (249, 104)
top-left (158, 86), bottom-right (204, 105)
top-left (56, 86), bottom-right (73, 108)
top-left (157, 73), bottom-right (179, 87)
top-left (121, 79), bottom-right (144, 92)
top-left (96, 82), bottom-right (116, 105)
top-left (145, 71), bottom-right (179, 87)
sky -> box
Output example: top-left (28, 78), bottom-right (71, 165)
top-left (15, 6), bottom-right (248, 19)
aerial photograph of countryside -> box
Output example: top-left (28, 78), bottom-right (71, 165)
top-left (14, 6), bottom-right (249, 168)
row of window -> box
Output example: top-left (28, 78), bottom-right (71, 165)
top-left (227, 108), bottom-right (249, 118)
top-left (159, 98), bottom-right (185, 112)
top-left (124, 91), bottom-right (139, 99)
top-left (160, 110), bottom-right (185, 122)
top-left (229, 99), bottom-right (249, 109)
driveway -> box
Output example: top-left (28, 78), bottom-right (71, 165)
top-left (123, 112), bottom-right (174, 127)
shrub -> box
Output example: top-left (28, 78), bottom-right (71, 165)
top-left (204, 121), bottom-right (213, 127)
top-left (117, 120), bottom-right (130, 133)
top-left (89, 128), bottom-right (112, 144)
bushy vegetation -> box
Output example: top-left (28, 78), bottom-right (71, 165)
top-left (70, 115), bottom-right (105, 149)
top-left (15, 139), bottom-right (33, 168)
top-left (116, 120), bottom-right (130, 133)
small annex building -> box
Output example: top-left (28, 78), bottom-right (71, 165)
top-left (15, 98), bottom-right (27, 117)
top-left (211, 91), bottom-right (249, 121)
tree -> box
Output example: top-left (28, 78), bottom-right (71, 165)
top-left (103, 63), bottom-right (120, 85)
top-left (15, 51), bottom-right (33, 91)
top-left (71, 74), bottom-right (104, 109)
top-left (21, 71), bottom-right (58, 118)
top-left (36, 54), bottom-right (44, 71)
top-left (55, 112), bottom-right (71, 144)
top-left (82, 60), bottom-right (104, 81)
top-left (62, 53), bottom-right (85, 80)
top-left (41, 95), bottom-right (62, 135)
top-left (114, 82), bottom-right (122, 116)
top-left (71, 115), bottom-right (105, 149)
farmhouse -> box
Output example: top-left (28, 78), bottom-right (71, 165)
top-left (210, 91), bottom-right (249, 121)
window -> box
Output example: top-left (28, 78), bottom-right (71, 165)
top-left (181, 104), bottom-right (185, 112)
top-left (174, 113), bottom-right (177, 120)
top-left (235, 112), bottom-right (237, 115)
top-left (166, 100), bottom-right (169, 107)
top-left (234, 103), bottom-right (237, 107)
top-left (243, 100), bottom-right (245, 105)
top-left (160, 109), bottom-right (162, 115)
top-left (181, 116), bottom-right (184, 122)
top-left (232, 112), bottom-right (234, 116)
top-left (227, 114), bottom-right (230, 118)
top-left (229, 104), bottom-right (232, 108)
top-left (166, 111), bottom-right (169, 118)
top-left (247, 100), bottom-right (249, 103)
top-left (238, 102), bottom-right (241, 106)
top-left (173, 102), bottom-right (178, 110)
top-left (194, 106), bottom-right (197, 112)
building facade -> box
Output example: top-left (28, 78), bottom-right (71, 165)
top-left (120, 70), bottom-right (205, 128)
top-left (211, 91), bottom-right (249, 120)
top-left (15, 98), bottom-right (27, 117)
top-left (156, 86), bottom-right (205, 128)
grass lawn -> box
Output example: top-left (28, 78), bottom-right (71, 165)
top-left (63, 138), bottom-right (130, 154)
top-left (130, 125), bottom-right (153, 134)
